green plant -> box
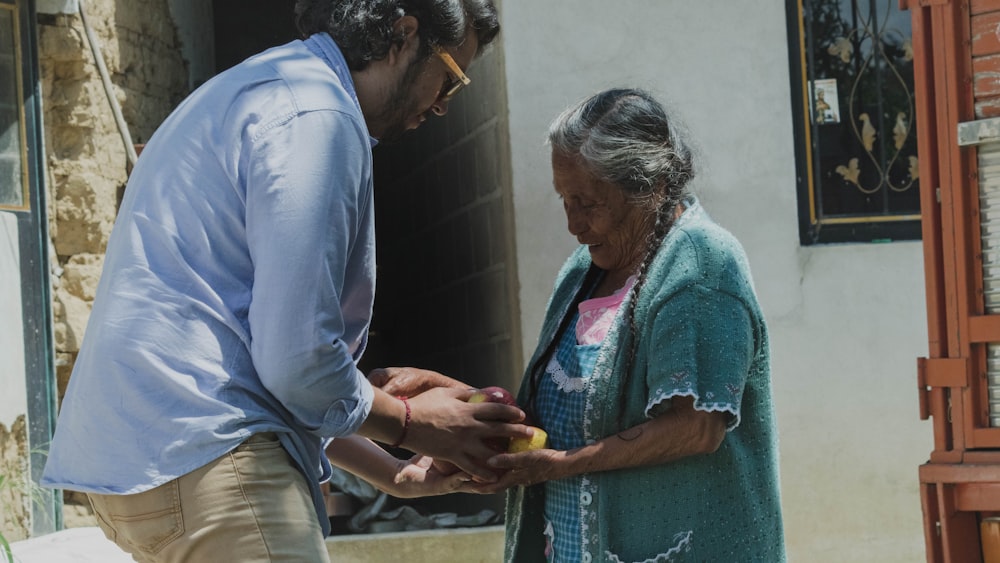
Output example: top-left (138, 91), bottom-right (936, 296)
top-left (0, 518), bottom-right (12, 563)
top-left (0, 445), bottom-right (53, 563)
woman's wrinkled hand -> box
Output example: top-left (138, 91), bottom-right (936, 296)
top-left (455, 448), bottom-right (565, 494)
top-left (368, 367), bottom-right (468, 397)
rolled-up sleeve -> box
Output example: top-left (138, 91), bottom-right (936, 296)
top-left (244, 107), bottom-right (375, 438)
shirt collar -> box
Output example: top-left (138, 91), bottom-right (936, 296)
top-left (303, 33), bottom-right (378, 147)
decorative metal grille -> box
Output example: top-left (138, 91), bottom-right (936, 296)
top-left (791, 0), bottom-right (920, 243)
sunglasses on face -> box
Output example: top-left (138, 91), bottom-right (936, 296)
top-left (431, 44), bottom-right (471, 102)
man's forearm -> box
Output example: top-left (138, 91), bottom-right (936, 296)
top-left (326, 435), bottom-right (405, 494)
top-left (356, 388), bottom-right (409, 446)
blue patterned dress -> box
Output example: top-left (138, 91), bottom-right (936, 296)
top-left (536, 312), bottom-right (598, 562)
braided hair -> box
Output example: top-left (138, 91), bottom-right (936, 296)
top-left (546, 88), bottom-right (696, 430)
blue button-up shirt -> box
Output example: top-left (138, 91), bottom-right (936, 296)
top-left (42, 34), bottom-right (376, 535)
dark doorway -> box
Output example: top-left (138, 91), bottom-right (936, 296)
top-left (209, 1), bottom-right (518, 533)
top-left (213, 0), bottom-right (298, 72)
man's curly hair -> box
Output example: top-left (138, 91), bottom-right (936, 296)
top-left (295, 0), bottom-right (499, 70)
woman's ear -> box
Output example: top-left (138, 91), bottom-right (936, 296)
top-left (387, 15), bottom-right (421, 65)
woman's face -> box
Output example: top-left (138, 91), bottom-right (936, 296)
top-left (551, 151), bottom-right (653, 276)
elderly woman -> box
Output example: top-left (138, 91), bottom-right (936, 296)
top-left (374, 88), bottom-right (785, 562)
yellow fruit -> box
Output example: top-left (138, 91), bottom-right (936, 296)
top-left (508, 427), bottom-right (548, 453)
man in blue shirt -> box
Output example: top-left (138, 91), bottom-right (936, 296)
top-left (41, 1), bottom-right (527, 561)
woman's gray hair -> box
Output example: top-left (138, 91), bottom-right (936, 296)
top-left (548, 88), bottom-right (695, 208)
top-left (295, 0), bottom-right (500, 71)
top-left (544, 88), bottom-right (698, 430)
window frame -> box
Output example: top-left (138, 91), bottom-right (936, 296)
top-left (0, 0), bottom-right (30, 211)
top-left (786, 0), bottom-right (923, 245)
top-left (3, 0), bottom-right (61, 535)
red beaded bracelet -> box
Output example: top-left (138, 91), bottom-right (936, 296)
top-left (389, 396), bottom-right (410, 448)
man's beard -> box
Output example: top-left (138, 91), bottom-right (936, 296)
top-left (374, 57), bottom-right (427, 144)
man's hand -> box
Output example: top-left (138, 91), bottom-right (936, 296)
top-left (368, 367), bottom-right (468, 397)
top-left (402, 387), bottom-right (534, 482)
top-left (389, 455), bottom-right (474, 498)
top-left (325, 435), bottom-right (472, 499)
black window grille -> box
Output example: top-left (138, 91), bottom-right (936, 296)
top-left (787, 0), bottom-right (921, 244)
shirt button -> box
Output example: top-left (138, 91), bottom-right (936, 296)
top-left (582, 552), bottom-right (592, 563)
top-left (580, 491), bottom-right (592, 505)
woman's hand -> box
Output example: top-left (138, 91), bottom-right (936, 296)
top-left (456, 449), bottom-right (567, 494)
top-left (457, 396), bottom-right (729, 492)
top-left (368, 367), bottom-right (468, 397)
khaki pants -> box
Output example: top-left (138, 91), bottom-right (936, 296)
top-left (88, 433), bottom-right (330, 563)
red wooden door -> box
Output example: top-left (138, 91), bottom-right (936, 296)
top-left (910, 0), bottom-right (1000, 560)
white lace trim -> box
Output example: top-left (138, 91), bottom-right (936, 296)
top-left (645, 389), bottom-right (741, 431)
top-left (546, 355), bottom-right (587, 393)
top-left (605, 531), bottom-right (693, 563)
top-left (580, 475), bottom-right (597, 555)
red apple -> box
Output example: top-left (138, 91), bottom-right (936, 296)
top-left (433, 386), bottom-right (526, 473)
top-left (467, 386), bottom-right (518, 451)
top-left (469, 386), bottom-right (537, 425)
top-left (467, 386), bottom-right (517, 406)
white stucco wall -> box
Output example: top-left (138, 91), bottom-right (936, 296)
top-left (0, 212), bottom-right (27, 424)
top-left (501, 1), bottom-right (931, 561)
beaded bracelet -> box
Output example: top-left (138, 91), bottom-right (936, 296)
top-left (389, 396), bottom-right (411, 448)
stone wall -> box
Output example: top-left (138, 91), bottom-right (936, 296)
top-left (35, 0), bottom-right (188, 525)
top-left (37, 0), bottom-right (187, 401)
top-left (0, 416), bottom-right (30, 543)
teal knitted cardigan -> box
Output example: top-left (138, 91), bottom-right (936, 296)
top-left (504, 201), bottom-right (785, 562)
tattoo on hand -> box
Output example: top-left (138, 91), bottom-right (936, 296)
top-left (616, 427), bottom-right (643, 441)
